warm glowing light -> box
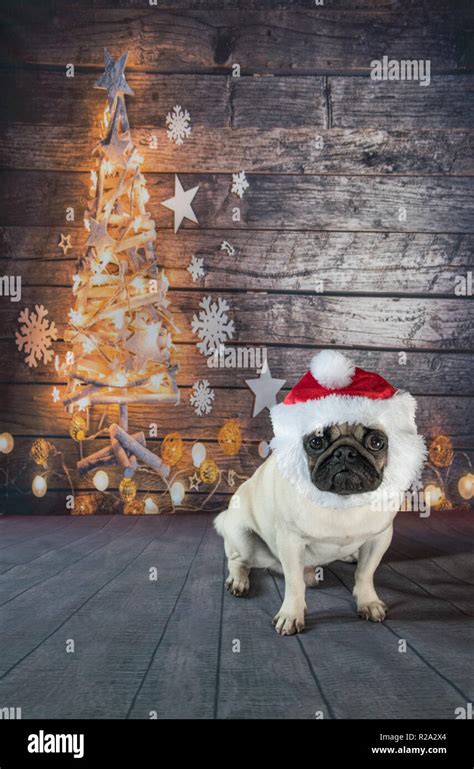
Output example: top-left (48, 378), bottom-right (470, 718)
top-left (191, 442), bottom-right (206, 467)
top-left (131, 276), bottom-right (146, 291)
top-left (458, 473), bottom-right (474, 501)
top-left (32, 475), bottom-right (47, 498)
top-left (77, 397), bottom-right (90, 411)
top-left (132, 216), bottom-right (142, 233)
top-left (110, 309), bottom-right (125, 330)
top-left (0, 432), bottom-right (14, 454)
top-left (69, 309), bottom-right (84, 326)
top-left (424, 484), bottom-right (444, 508)
top-left (103, 105), bottom-right (111, 130)
top-left (149, 374), bottom-right (164, 390)
top-left (144, 497), bottom-right (159, 514)
top-left (82, 338), bottom-right (96, 354)
top-left (170, 481), bottom-right (185, 505)
top-left (111, 371), bottom-right (128, 387)
top-left (104, 160), bottom-right (113, 176)
top-left (104, 201), bottom-right (113, 217)
top-left (84, 216), bottom-right (91, 232)
top-left (93, 470), bottom-right (109, 492)
top-left (139, 186), bottom-right (150, 205)
top-left (72, 274), bottom-right (82, 293)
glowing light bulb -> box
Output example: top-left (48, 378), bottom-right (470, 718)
top-left (0, 432), bottom-right (14, 454)
top-left (191, 442), bottom-right (206, 468)
top-left (144, 497), bottom-right (159, 514)
top-left (32, 475), bottom-right (47, 498)
top-left (104, 160), bottom-right (113, 176)
top-left (170, 482), bottom-right (185, 506)
top-left (93, 470), bottom-right (109, 492)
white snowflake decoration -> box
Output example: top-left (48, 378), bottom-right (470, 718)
top-left (166, 105), bottom-right (192, 146)
top-left (15, 305), bottom-right (58, 368)
top-left (191, 295), bottom-right (235, 356)
top-left (189, 379), bottom-right (215, 416)
top-left (231, 170), bottom-right (249, 199)
top-left (187, 255), bottom-right (205, 282)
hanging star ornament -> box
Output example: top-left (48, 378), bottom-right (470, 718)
top-left (86, 218), bottom-right (115, 252)
top-left (161, 175), bottom-right (199, 233)
top-left (94, 49), bottom-right (134, 108)
top-left (245, 362), bottom-right (286, 418)
top-left (58, 233), bottom-right (72, 255)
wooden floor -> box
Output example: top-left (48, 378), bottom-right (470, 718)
top-left (0, 510), bottom-right (472, 719)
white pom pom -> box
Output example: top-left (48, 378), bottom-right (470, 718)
top-left (310, 350), bottom-right (355, 389)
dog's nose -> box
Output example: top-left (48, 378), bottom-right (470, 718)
top-left (334, 446), bottom-right (357, 463)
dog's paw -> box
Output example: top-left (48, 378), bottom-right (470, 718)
top-left (304, 566), bottom-right (319, 588)
top-left (272, 610), bottom-right (305, 636)
top-left (225, 574), bottom-right (249, 597)
top-left (357, 601), bottom-right (387, 622)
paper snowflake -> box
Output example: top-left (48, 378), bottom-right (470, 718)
top-left (15, 305), bottom-right (58, 368)
top-left (187, 255), bottom-right (205, 282)
top-left (189, 379), bottom-right (215, 416)
top-left (191, 296), bottom-right (235, 356)
top-left (231, 170), bottom-right (249, 199)
top-left (166, 105), bottom-right (192, 146)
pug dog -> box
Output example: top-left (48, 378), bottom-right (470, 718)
top-left (215, 350), bottom-right (426, 635)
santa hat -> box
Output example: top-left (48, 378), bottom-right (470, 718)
top-left (270, 350), bottom-right (426, 508)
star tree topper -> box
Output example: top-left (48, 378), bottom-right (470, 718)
top-left (161, 174), bottom-right (199, 233)
top-left (95, 49), bottom-right (134, 108)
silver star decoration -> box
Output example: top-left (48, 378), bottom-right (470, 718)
top-left (94, 49), bottom-right (134, 108)
top-left (124, 317), bottom-right (161, 372)
top-left (101, 126), bottom-right (131, 166)
top-left (161, 175), bottom-right (199, 233)
top-left (245, 363), bottom-right (286, 418)
top-left (86, 218), bottom-right (115, 252)
top-left (189, 472), bottom-right (201, 491)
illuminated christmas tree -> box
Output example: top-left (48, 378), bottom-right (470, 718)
top-left (63, 50), bottom-right (179, 483)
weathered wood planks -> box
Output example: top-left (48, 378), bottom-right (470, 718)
top-left (0, 385), bottom-right (472, 446)
top-left (1, 230), bottom-right (472, 295)
top-left (1, 5), bottom-right (471, 72)
top-left (2, 125), bottom-right (473, 175)
top-left (1, 172), bottom-right (473, 232)
top-left (1, 340), bottom-right (472, 395)
top-left (0, 287), bottom-right (471, 349)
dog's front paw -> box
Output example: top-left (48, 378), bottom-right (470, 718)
top-left (225, 573), bottom-right (249, 597)
top-left (357, 600), bottom-right (387, 622)
top-left (272, 609), bottom-right (305, 636)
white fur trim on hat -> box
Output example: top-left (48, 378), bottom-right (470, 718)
top-left (310, 350), bottom-right (355, 389)
top-left (270, 391), bottom-right (426, 509)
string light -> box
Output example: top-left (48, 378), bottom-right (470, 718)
top-left (144, 496), bottom-right (159, 514)
top-left (0, 432), bottom-right (14, 454)
top-left (93, 470), bottom-right (109, 492)
top-left (32, 475), bottom-right (47, 498)
top-left (170, 481), bottom-right (185, 505)
top-left (31, 438), bottom-right (50, 466)
top-left (191, 442), bottom-right (206, 467)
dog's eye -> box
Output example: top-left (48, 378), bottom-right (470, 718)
top-left (366, 433), bottom-right (385, 451)
top-left (309, 435), bottom-right (325, 452)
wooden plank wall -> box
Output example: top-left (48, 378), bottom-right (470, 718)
top-left (0, 0), bottom-right (472, 514)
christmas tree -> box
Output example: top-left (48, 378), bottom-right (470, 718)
top-left (63, 50), bottom-right (179, 482)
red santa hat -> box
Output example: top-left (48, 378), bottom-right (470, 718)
top-left (270, 350), bottom-right (426, 508)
